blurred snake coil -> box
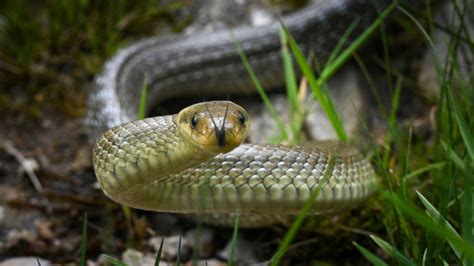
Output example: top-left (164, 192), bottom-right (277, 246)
top-left (89, 0), bottom-right (383, 226)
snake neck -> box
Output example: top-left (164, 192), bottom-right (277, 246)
top-left (93, 115), bottom-right (216, 205)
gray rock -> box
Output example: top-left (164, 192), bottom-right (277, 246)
top-left (0, 257), bottom-right (51, 266)
top-left (148, 234), bottom-right (190, 260)
top-left (217, 235), bottom-right (258, 264)
top-left (121, 249), bottom-right (157, 266)
top-left (184, 228), bottom-right (215, 257)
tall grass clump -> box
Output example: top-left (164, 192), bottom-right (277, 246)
top-left (236, 2), bottom-right (397, 264)
top-left (355, 2), bottom-right (474, 264)
top-left (238, 0), bottom-right (473, 264)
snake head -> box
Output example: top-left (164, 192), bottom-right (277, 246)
top-left (176, 101), bottom-right (250, 154)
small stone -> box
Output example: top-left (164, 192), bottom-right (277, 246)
top-left (0, 257), bottom-right (51, 266)
top-left (121, 249), bottom-right (156, 266)
top-left (148, 235), bottom-right (190, 260)
top-left (193, 259), bottom-right (227, 266)
top-left (217, 235), bottom-right (258, 264)
top-left (184, 228), bottom-right (215, 257)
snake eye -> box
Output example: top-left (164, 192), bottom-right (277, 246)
top-left (190, 115), bottom-right (198, 129)
top-left (238, 112), bottom-right (246, 126)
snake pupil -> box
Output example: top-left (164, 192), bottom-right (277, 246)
top-left (238, 112), bottom-right (246, 125)
top-left (191, 115), bottom-right (198, 128)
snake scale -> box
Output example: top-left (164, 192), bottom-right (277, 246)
top-left (90, 0), bottom-right (383, 227)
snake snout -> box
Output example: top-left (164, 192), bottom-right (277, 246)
top-left (212, 117), bottom-right (241, 148)
top-left (213, 120), bottom-right (226, 147)
top-left (209, 103), bottom-right (227, 148)
top-left (176, 101), bottom-right (250, 154)
top-left (210, 115), bottom-right (243, 153)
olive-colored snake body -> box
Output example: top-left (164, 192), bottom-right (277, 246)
top-left (93, 102), bottom-right (376, 227)
top-left (90, 1), bottom-right (383, 226)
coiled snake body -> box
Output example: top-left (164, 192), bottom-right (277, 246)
top-left (93, 101), bottom-right (376, 227)
top-left (90, 0), bottom-right (382, 227)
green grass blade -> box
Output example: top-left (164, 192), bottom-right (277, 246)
top-left (227, 214), bottom-right (240, 266)
top-left (279, 25), bottom-right (300, 143)
top-left (448, 191), bottom-right (464, 209)
top-left (440, 257), bottom-right (450, 266)
top-left (191, 217), bottom-right (203, 265)
top-left (121, 204), bottom-right (134, 247)
top-left (442, 140), bottom-right (473, 264)
top-left (231, 31), bottom-right (289, 140)
top-left (403, 162), bottom-right (446, 181)
top-left (353, 54), bottom-right (385, 114)
top-left (79, 213), bottom-right (88, 266)
top-left (318, 1), bottom-right (398, 83)
top-left (176, 235), bottom-right (182, 266)
top-left (442, 142), bottom-right (468, 173)
top-left (324, 18), bottom-right (360, 69)
top-left (282, 25), bottom-right (347, 141)
top-left (463, 171), bottom-right (474, 253)
top-left (383, 191), bottom-right (474, 260)
top-left (449, 91), bottom-right (474, 160)
top-left (353, 241), bottom-right (388, 266)
top-left (396, 6), bottom-right (443, 80)
top-left (102, 255), bottom-right (128, 266)
top-left (382, 77), bottom-right (403, 171)
top-left (138, 74), bottom-right (149, 120)
top-left (422, 248), bottom-right (427, 266)
top-left (280, 25), bottom-right (298, 112)
top-left (387, 78), bottom-right (402, 135)
top-left (416, 191), bottom-right (462, 259)
top-left (370, 235), bottom-right (416, 266)
top-left (155, 237), bottom-right (165, 266)
top-left (270, 152), bottom-right (337, 265)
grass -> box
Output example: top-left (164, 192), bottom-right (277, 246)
top-left (237, 0), bottom-right (474, 265)
top-left (0, 0), bottom-right (186, 118)
top-left (1, 0), bottom-right (473, 265)
top-left (364, 2), bottom-right (473, 265)
top-left (228, 215), bottom-right (240, 266)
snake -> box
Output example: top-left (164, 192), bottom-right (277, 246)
top-left (89, 0), bottom-right (383, 227)
top-left (92, 101), bottom-right (377, 227)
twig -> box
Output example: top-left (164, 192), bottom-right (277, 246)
top-left (2, 140), bottom-right (44, 193)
